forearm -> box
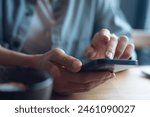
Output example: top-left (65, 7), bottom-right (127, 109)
top-left (0, 46), bottom-right (40, 68)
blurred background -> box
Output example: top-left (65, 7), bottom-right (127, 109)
top-left (118, 0), bottom-right (150, 65)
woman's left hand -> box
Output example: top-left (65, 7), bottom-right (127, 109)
top-left (85, 28), bottom-right (135, 60)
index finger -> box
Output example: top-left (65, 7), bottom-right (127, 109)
top-left (105, 34), bottom-right (118, 59)
top-left (86, 29), bottom-right (111, 59)
top-left (92, 29), bottom-right (110, 48)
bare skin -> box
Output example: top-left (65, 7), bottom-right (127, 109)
top-left (0, 29), bottom-right (134, 95)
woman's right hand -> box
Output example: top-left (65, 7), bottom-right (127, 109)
top-left (33, 48), bottom-right (114, 95)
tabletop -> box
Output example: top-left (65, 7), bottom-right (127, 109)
top-left (52, 66), bottom-right (150, 100)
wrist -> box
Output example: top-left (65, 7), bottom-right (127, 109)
top-left (22, 54), bottom-right (42, 69)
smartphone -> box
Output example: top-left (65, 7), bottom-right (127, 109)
top-left (80, 59), bottom-right (138, 72)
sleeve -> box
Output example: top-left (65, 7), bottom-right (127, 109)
top-left (94, 0), bottom-right (132, 40)
top-left (0, 0), bottom-right (37, 50)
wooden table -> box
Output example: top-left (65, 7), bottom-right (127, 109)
top-left (132, 29), bottom-right (150, 48)
top-left (52, 66), bottom-right (150, 100)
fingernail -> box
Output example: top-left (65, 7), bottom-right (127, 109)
top-left (106, 51), bottom-right (113, 59)
top-left (72, 61), bottom-right (81, 71)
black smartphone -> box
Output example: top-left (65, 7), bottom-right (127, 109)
top-left (80, 59), bottom-right (138, 72)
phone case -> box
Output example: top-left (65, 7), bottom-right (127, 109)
top-left (80, 59), bottom-right (138, 72)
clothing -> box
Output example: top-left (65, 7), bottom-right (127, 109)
top-left (22, 0), bottom-right (53, 54)
top-left (0, 0), bottom-right (132, 61)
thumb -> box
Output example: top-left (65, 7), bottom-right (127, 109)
top-left (48, 48), bottom-right (82, 72)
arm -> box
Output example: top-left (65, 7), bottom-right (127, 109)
top-left (0, 46), bottom-right (38, 68)
top-left (0, 46), bottom-right (114, 95)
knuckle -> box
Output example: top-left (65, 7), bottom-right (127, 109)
top-left (52, 48), bottom-right (61, 54)
top-left (51, 48), bottom-right (65, 57)
top-left (94, 31), bottom-right (110, 43)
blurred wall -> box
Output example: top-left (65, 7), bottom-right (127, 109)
top-left (119, 0), bottom-right (150, 65)
top-left (120, 0), bottom-right (139, 28)
top-left (120, 0), bottom-right (148, 29)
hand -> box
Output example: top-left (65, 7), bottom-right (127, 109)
top-left (34, 48), bottom-right (115, 95)
top-left (86, 29), bottom-right (135, 60)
